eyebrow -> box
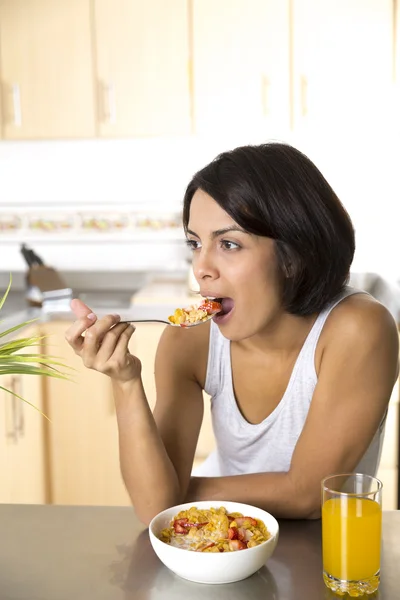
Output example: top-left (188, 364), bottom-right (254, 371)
top-left (186, 225), bottom-right (248, 239)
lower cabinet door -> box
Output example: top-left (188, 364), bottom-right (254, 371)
top-left (42, 321), bottom-right (131, 506)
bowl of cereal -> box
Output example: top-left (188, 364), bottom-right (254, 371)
top-left (148, 500), bottom-right (279, 584)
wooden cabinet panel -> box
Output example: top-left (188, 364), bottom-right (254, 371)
top-left (0, 0), bottom-right (95, 139)
top-left (0, 1), bottom-right (393, 141)
top-left (291, 0), bottom-right (393, 137)
top-left (192, 0), bottom-right (290, 143)
top-left (42, 321), bottom-right (130, 506)
top-left (94, 0), bottom-right (191, 137)
top-left (0, 326), bottom-right (47, 504)
top-left (7, 371), bottom-right (47, 503)
top-left (0, 375), bottom-right (12, 502)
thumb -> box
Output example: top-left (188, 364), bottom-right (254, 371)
top-left (70, 298), bottom-right (96, 319)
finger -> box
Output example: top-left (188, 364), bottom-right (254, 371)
top-left (70, 298), bottom-right (94, 319)
top-left (65, 312), bottom-right (98, 353)
top-left (110, 324), bottom-right (137, 366)
top-left (96, 322), bottom-right (135, 363)
top-left (81, 314), bottom-right (122, 365)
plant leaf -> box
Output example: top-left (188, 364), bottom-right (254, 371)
top-left (0, 336), bottom-right (46, 354)
top-left (0, 354), bottom-right (75, 370)
top-left (0, 274), bottom-right (75, 417)
top-left (0, 384), bottom-right (51, 421)
top-left (0, 318), bottom-right (40, 340)
top-left (0, 273), bottom-right (12, 311)
top-left (0, 365), bottom-right (73, 381)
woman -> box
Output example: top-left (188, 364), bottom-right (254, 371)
top-left (66, 143), bottom-right (399, 525)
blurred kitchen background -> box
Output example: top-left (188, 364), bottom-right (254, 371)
top-left (1, 1), bottom-right (400, 509)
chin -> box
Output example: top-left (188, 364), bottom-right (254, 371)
top-left (216, 321), bottom-right (259, 343)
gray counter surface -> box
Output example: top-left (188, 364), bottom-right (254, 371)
top-left (0, 504), bottom-right (398, 600)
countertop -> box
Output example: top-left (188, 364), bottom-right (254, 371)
top-left (0, 504), bottom-right (398, 600)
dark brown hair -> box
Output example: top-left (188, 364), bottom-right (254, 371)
top-left (182, 142), bottom-right (355, 316)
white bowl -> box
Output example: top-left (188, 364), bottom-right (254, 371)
top-left (148, 500), bottom-right (279, 584)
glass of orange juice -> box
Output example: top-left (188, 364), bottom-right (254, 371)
top-left (322, 473), bottom-right (382, 596)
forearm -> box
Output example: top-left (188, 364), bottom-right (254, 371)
top-left (113, 378), bottom-right (182, 525)
top-left (185, 471), bottom-right (320, 519)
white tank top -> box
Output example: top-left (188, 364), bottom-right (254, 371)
top-left (193, 287), bottom-right (386, 477)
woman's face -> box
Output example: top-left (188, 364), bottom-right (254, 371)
top-left (187, 189), bottom-right (284, 341)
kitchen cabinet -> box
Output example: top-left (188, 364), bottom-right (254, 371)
top-left (0, 73), bottom-right (3, 140)
top-left (191, 0), bottom-right (290, 143)
top-left (0, 0), bottom-right (95, 139)
top-left (291, 0), bottom-right (393, 138)
top-left (0, 326), bottom-right (47, 504)
top-left (42, 320), bottom-right (131, 506)
top-left (191, 0), bottom-right (393, 143)
top-left (0, 0), bottom-right (394, 141)
top-left (395, 0), bottom-right (400, 132)
top-left (93, 0), bottom-right (191, 137)
top-left (0, 374), bottom-right (12, 501)
top-left (41, 312), bottom-right (215, 506)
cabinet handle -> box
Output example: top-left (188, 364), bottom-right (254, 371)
top-left (101, 81), bottom-right (117, 125)
top-left (4, 392), bottom-right (18, 444)
top-left (261, 75), bottom-right (270, 116)
top-left (300, 76), bottom-right (308, 117)
top-left (12, 376), bottom-right (24, 437)
top-left (11, 84), bottom-right (22, 127)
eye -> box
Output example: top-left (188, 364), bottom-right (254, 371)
top-left (185, 238), bottom-right (201, 251)
top-left (220, 239), bottom-right (240, 250)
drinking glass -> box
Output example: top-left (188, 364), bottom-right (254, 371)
top-left (321, 473), bottom-right (382, 596)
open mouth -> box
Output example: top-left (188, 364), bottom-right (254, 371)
top-left (204, 297), bottom-right (234, 318)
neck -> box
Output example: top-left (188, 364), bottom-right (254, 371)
top-left (236, 311), bottom-right (319, 356)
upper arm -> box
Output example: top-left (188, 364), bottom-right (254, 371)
top-left (289, 297), bottom-right (399, 509)
top-left (152, 324), bottom-right (208, 496)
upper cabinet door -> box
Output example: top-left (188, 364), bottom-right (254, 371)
top-left (192, 0), bottom-right (290, 144)
top-left (291, 0), bottom-right (394, 137)
top-left (0, 0), bottom-right (96, 140)
top-left (94, 0), bottom-right (191, 137)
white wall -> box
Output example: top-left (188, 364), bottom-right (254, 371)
top-left (0, 136), bottom-right (223, 272)
top-left (0, 133), bottom-right (399, 283)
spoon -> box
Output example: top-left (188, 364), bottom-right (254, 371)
top-left (119, 315), bottom-right (216, 328)
top-left (119, 298), bottom-right (222, 328)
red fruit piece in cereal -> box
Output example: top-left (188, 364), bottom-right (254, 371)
top-left (229, 539), bottom-right (247, 551)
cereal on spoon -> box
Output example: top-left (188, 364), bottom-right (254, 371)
top-left (168, 298), bottom-right (222, 327)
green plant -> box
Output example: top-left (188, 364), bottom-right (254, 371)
top-left (0, 275), bottom-right (72, 417)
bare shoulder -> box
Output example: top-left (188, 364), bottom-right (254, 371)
top-left (319, 291), bottom-right (399, 371)
top-left (156, 320), bottom-right (211, 386)
top-left (324, 292), bottom-right (398, 341)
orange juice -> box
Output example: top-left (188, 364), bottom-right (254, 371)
top-left (322, 496), bottom-right (382, 581)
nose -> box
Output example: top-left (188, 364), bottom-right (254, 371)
top-left (192, 248), bottom-right (219, 281)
